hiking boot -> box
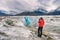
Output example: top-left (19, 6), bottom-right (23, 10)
top-left (38, 35), bottom-right (42, 38)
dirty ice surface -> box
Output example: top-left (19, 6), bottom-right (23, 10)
top-left (0, 16), bottom-right (60, 40)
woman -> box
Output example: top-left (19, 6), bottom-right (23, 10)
top-left (38, 17), bottom-right (45, 37)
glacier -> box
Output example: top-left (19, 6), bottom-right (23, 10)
top-left (0, 16), bottom-right (60, 40)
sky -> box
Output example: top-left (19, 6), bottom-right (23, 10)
top-left (0, 0), bottom-right (60, 15)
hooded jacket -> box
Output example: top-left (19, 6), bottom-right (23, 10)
top-left (38, 19), bottom-right (44, 28)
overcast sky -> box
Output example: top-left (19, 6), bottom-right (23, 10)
top-left (0, 0), bottom-right (60, 15)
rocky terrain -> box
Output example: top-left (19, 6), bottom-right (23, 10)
top-left (0, 16), bottom-right (60, 40)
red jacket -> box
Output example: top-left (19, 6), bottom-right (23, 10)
top-left (38, 19), bottom-right (44, 28)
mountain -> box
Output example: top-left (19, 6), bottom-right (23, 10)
top-left (16, 8), bottom-right (60, 16)
top-left (47, 8), bottom-right (60, 15)
top-left (0, 10), bottom-right (8, 16)
top-left (48, 11), bottom-right (60, 15)
top-left (15, 9), bottom-right (47, 16)
top-left (0, 8), bottom-right (60, 16)
top-left (0, 10), bottom-right (13, 16)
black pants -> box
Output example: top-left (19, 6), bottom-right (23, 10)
top-left (38, 27), bottom-right (43, 37)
